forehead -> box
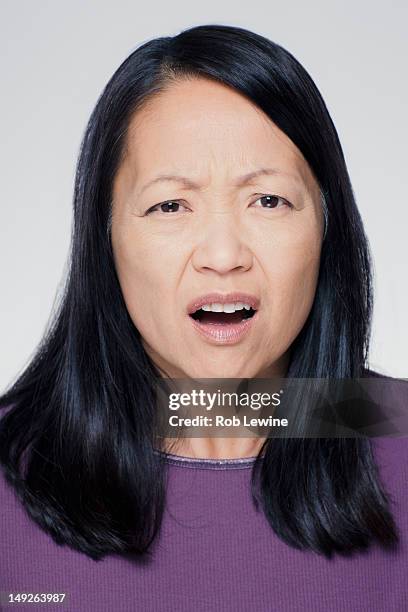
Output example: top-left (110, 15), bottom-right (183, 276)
top-left (120, 78), bottom-right (317, 194)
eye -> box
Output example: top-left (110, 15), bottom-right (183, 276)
top-left (251, 194), bottom-right (293, 210)
top-left (145, 200), bottom-right (189, 215)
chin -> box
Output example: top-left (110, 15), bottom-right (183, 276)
top-left (185, 364), bottom-right (260, 380)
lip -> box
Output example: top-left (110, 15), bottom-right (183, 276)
top-left (186, 292), bottom-right (260, 315)
top-left (189, 311), bottom-right (258, 345)
top-left (186, 291), bottom-right (260, 346)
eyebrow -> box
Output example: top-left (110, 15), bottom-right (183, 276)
top-left (138, 167), bottom-right (303, 195)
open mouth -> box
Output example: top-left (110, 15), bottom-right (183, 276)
top-left (187, 298), bottom-right (259, 344)
top-left (190, 307), bottom-right (257, 325)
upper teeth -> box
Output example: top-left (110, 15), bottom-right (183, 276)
top-left (200, 302), bottom-right (253, 313)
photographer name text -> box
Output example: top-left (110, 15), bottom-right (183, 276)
top-left (168, 415), bottom-right (288, 428)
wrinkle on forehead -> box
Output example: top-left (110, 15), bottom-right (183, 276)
top-left (117, 77), bottom-right (321, 205)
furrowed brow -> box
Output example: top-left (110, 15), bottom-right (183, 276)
top-left (138, 167), bottom-right (302, 195)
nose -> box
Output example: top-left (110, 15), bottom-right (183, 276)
top-left (191, 211), bottom-right (253, 275)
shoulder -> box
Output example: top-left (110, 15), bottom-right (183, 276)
top-left (0, 459), bottom-right (27, 564)
top-left (371, 436), bottom-right (408, 535)
top-left (0, 403), bottom-right (26, 521)
top-left (362, 369), bottom-right (408, 493)
top-left (362, 366), bottom-right (407, 384)
top-left (362, 366), bottom-right (408, 416)
top-left (0, 461), bottom-right (20, 511)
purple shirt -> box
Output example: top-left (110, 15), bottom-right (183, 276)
top-left (1, 437), bottom-right (408, 611)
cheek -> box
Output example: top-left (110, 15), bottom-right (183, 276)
top-left (112, 229), bottom-right (179, 333)
top-left (263, 231), bottom-right (321, 331)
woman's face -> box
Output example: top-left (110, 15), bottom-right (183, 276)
top-left (111, 77), bottom-right (324, 379)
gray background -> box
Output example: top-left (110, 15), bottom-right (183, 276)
top-left (1, 0), bottom-right (407, 392)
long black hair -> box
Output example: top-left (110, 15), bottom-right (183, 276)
top-left (0, 23), bottom-right (399, 560)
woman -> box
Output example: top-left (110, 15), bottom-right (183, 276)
top-left (1, 24), bottom-right (407, 612)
